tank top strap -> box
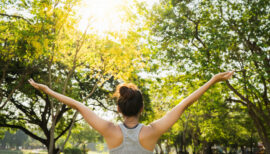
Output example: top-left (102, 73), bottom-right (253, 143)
top-left (134, 123), bottom-right (143, 137)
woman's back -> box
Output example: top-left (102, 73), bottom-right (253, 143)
top-left (109, 123), bottom-right (153, 154)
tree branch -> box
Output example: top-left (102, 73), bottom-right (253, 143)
top-left (0, 124), bottom-right (46, 144)
top-left (55, 118), bottom-right (74, 141)
top-left (42, 95), bottom-right (51, 124)
top-left (0, 73), bottom-right (28, 109)
top-left (83, 83), bottom-right (98, 101)
top-left (93, 100), bottom-right (117, 113)
top-left (0, 13), bottom-right (32, 24)
top-left (226, 80), bottom-right (252, 104)
top-left (0, 63), bottom-right (8, 103)
top-left (55, 106), bottom-right (70, 124)
top-left (226, 81), bottom-right (270, 127)
top-left (10, 98), bottom-right (41, 125)
top-left (226, 98), bottom-right (247, 106)
top-left (57, 112), bottom-right (79, 154)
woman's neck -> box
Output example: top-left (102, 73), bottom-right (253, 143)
top-left (123, 116), bottom-right (139, 128)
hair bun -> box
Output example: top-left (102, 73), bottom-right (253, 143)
top-left (119, 86), bottom-right (133, 100)
top-left (114, 83), bottom-right (143, 117)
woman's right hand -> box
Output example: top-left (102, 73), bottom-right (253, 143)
top-left (212, 71), bottom-right (234, 82)
top-left (28, 79), bottom-right (48, 92)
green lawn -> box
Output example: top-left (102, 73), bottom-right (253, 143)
top-left (0, 149), bottom-right (48, 154)
top-left (0, 150), bottom-right (23, 154)
top-left (88, 152), bottom-right (108, 154)
top-left (0, 150), bottom-right (108, 154)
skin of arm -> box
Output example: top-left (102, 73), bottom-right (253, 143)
top-left (148, 71), bottom-right (234, 140)
top-left (28, 79), bottom-right (116, 137)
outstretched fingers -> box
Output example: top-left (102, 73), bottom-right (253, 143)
top-left (224, 71), bottom-right (234, 80)
top-left (28, 78), bottom-right (39, 89)
top-left (213, 71), bottom-right (234, 82)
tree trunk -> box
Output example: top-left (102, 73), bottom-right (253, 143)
top-left (174, 143), bottom-right (181, 154)
top-left (46, 143), bottom-right (59, 154)
top-left (248, 107), bottom-right (270, 154)
top-left (240, 146), bottom-right (246, 154)
top-left (265, 146), bottom-right (270, 154)
top-left (203, 142), bottom-right (213, 154)
top-left (83, 144), bottom-right (86, 154)
top-left (165, 142), bottom-right (171, 154)
top-left (49, 121), bottom-right (56, 154)
top-left (157, 141), bottom-right (164, 154)
top-left (154, 146), bottom-right (159, 154)
top-left (250, 142), bottom-right (253, 154)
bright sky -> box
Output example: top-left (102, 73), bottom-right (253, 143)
top-left (77, 0), bottom-right (158, 34)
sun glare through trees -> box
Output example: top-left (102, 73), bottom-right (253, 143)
top-left (77, 0), bottom-right (130, 34)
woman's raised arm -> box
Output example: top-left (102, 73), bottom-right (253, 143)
top-left (28, 79), bottom-right (116, 137)
top-left (148, 71), bottom-right (234, 138)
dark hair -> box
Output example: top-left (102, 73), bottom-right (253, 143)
top-left (113, 83), bottom-right (143, 117)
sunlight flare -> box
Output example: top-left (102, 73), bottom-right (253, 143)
top-left (78, 0), bottom-right (130, 34)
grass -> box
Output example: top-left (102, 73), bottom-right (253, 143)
top-left (22, 149), bottom-right (47, 154)
top-left (88, 152), bottom-right (108, 154)
top-left (0, 150), bottom-right (23, 154)
top-left (0, 149), bottom-right (48, 154)
top-left (0, 150), bottom-right (108, 154)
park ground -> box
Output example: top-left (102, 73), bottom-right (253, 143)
top-left (0, 150), bottom-right (108, 154)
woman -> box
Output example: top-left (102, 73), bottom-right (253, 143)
top-left (28, 71), bottom-right (234, 153)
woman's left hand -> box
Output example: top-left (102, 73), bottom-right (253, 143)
top-left (212, 71), bottom-right (234, 82)
top-left (28, 79), bottom-right (48, 91)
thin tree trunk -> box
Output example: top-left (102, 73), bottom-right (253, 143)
top-left (158, 141), bottom-right (164, 154)
top-left (154, 146), bottom-right (159, 154)
top-left (49, 121), bottom-right (56, 154)
top-left (240, 146), bottom-right (246, 154)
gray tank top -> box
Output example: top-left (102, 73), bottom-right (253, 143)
top-left (109, 123), bottom-right (153, 154)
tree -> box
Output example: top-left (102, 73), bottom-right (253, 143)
top-left (0, 0), bottom-right (144, 154)
top-left (140, 0), bottom-right (269, 152)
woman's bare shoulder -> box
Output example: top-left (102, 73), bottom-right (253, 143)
top-left (107, 122), bottom-right (122, 137)
top-left (104, 123), bottom-right (123, 149)
top-left (139, 124), bottom-right (159, 151)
